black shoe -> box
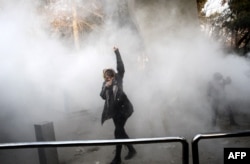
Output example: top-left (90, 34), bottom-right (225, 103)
top-left (124, 149), bottom-right (137, 160)
top-left (110, 157), bottom-right (121, 164)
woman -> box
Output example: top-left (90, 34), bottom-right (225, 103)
top-left (100, 47), bottom-right (136, 164)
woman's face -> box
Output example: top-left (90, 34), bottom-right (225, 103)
top-left (104, 74), bottom-right (113, 82)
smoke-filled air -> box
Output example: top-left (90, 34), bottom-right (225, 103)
top-left (0, 0), bottom-right (250, 163)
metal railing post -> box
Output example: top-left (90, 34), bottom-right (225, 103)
top-left (181, 138), bottom-right (189, 164)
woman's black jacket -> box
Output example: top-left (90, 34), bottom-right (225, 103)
top-left (100, 49), bottom-right (133, 124)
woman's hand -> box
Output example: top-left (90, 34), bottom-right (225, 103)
top-left (113, 46), bottom-right (118, 52)
top-left (105, 80), bottom-right (113, 87)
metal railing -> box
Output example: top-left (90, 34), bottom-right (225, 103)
top-left (192, 130), bottom-right (250, 164)
top-left (3, 130), bottom-right (250, 164)
top-left (0, 137), bottom-right (189, 164)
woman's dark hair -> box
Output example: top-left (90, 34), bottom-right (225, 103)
top-left (103, 69), bottom-right (115, 78)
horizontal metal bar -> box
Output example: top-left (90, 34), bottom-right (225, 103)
top-left (192, 130), bottom-right (250, 164)
top-left (0, 137), bottom-right (189, 164)
top-left (193, 130), bottom-right (250, 142)
top-left (0, 137), bottom-right (184, 149)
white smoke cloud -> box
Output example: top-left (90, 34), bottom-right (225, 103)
top-left (124, 0), bottom-right (250, 138)
top-left (0, 1), bottom-right (250, 163)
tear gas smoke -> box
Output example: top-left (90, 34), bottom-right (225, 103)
top-left (0, 0), bottom-right (250, 163)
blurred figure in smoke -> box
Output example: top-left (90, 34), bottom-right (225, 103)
top-left (207, 72), bottom-right (237, 128)
top-left (100, 47), bottom-right (136, 164)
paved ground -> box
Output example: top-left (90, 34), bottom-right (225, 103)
top-left (56, 110), bottom-right (184, 164)
top-left (0, 109), bottom-right (249, 164)
top-left (56, 110), bottom-right (250, 164)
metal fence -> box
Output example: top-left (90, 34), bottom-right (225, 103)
top-left (0, 137), bottom-right (189, 164)
top-left (192, 130), bottom-right (250, 164)
top-left (1, 130), bottom-right (250, 164)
